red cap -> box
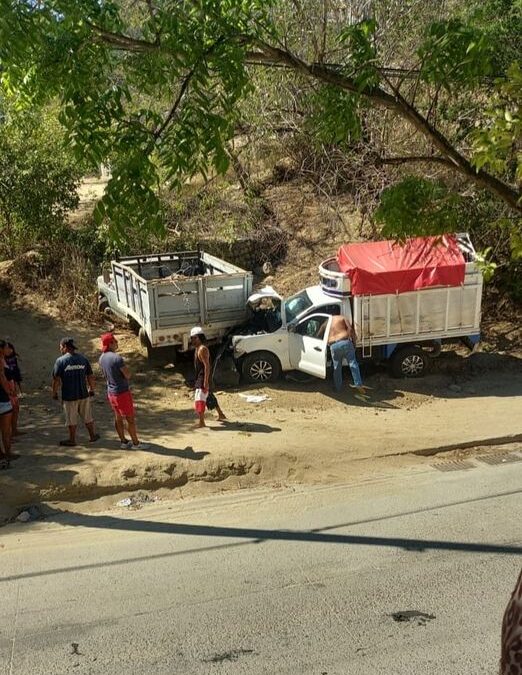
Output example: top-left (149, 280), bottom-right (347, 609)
top-left (101, 333), bottom-right (114, 352)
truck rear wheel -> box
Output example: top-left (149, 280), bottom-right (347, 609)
top-left (139, 328), bottom-right (161, 363)
top-left (390, 346), bottom-right (428, 378)
top-left (241, 352), bottom-right (281, 384)
top-left (128, 317), bottom-right (141, 336)
top-left (139, 328), bottom-right (177, 366)
top-left (138, 328), bottom-right (150, 349)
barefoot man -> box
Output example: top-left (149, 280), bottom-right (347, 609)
top-left (190, 327), bottom-right (226, 428)
top-left (98, 333), bottom-right (149, 450)
top-left (319, 315), bottom-right (369, 397)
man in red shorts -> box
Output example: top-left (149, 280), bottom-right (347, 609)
top-left (98, 333), bottom-right (149, 450)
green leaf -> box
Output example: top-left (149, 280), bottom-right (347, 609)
top-left (374, 177), bottom-right (463, 239)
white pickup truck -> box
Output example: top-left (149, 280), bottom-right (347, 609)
top-left (232, 233), bottom-right (482, 383)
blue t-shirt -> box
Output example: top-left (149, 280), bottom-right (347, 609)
top-left (98, 351), bottom-right (129, 395)
top-left (52, 352), bottom-right (92, 401)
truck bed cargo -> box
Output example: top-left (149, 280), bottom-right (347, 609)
top-left (97, 250), bottom-right (253, 355)
top-left (319, 233), bottom-right (481, 356)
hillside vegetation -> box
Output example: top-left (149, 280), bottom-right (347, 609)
top-left (0, 0), bottom-right (520, 317)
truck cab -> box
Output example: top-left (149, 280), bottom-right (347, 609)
top-left (233, 285), bottom-right (349, 383)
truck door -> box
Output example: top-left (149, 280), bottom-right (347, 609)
top-left (289, 314), bottom-right (332, 379)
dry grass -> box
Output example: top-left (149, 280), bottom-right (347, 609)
top-left (5, 246), bottom-right (100, 324)
top-left (261, 181), bottom-right (361, 294)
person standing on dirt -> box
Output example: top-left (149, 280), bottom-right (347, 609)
top-left (318, 315), bottom-right (369, 398)
top-left (0, 340), bottom-right (14, 469)
top-left (51, 337), bottom-right (100, 447)
top-left (98, 333), bottom-right (149, 450)
top-left (5, 341), bottom-right (22, 437)
top-left (190, 327), bottom-right (226, 428)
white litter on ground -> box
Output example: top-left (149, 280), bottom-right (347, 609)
top-left (238, 394), bottom-right (272, 403)
top-left (117, 498), bottom-right (132, 507)
top-left (117, 492), bottom-right (159, 509)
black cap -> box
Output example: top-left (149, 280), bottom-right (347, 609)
top-left (60, 337), bottom-right (77, 350)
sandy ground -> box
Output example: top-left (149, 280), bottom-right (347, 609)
top-left (1, 296), bottom-right (521, 518)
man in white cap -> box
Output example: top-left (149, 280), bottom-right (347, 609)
top-left (190, 327), bottom-right (226, 428)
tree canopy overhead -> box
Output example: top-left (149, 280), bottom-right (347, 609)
top-left (0, 0), bottom-right (520, 239)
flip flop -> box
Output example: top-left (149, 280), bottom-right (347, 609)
top-left (59, 440), bottom-right (77, 447)
top-left (89, 434), bottom-right (100, 443)
top-left (354, 393), bottom-right (370, 403)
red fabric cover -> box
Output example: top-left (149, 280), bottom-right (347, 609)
top-left (336, 235), bottom-right (465, 295)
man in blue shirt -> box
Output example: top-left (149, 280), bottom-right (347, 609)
top-left (52, 337), bottom-right (99, 447)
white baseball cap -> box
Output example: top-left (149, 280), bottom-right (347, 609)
top-left (190, 326), bottom-right (204, 338)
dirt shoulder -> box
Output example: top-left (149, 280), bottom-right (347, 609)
top-left (1, 299), bottom-right (521, 514)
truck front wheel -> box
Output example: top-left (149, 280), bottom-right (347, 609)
top-left (241, 352), bottom-right (281, 384)
top-left (390, 346), bottom-right (428, 378)
top-left (98, 295), bottom-right (110, 314)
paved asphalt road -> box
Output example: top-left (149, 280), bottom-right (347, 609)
top-left (1, 459), bottom-right (521, 675)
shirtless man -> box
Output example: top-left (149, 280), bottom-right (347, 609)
top-left (190, 327), bottom-right (226, 428)
top-left (319, 315), bottom-right (368, 396)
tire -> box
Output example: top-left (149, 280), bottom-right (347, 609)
top-left (128, 317), bottom-right (141, 336)
top-left (138, 327), bottom-right (150, 349)
top-left (139, 328), bottom-right (176, 365)
top-left (460, 336), bottom-right (477, 352)
top-left (139, 328), bottom-right (157, 361)
top-left (98, 296), bottom-right (109, 314)
top-left (390, 346), bottom-right (428, 378)
top-left (241, 351), bottom-right (281, 384)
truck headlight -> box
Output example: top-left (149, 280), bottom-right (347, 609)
top-left (233, 338), bottom-right (245, 355)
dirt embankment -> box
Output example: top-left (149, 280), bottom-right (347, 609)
top-left (1, 297), bottom-right (521, 519)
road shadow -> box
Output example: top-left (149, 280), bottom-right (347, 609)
top-left (2, 498), bottom-right (521, 585)
top-left (46, 509), bottom-right (522, 556)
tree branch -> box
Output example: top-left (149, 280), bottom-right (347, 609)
top-left (153, 37), bottom-right (226, 140)
top-left (250, 39), bottom-right (398, 108)
top-left (249, 39), bottom-right (522, 213)
top-left (154, 66), bottom-right (197, 139)
top-left (245, 52), bottom-right (421, 79)
top-left (71, 23), bottom-right (521, 212)
top-left (86, 21), bottom-right (160, 52)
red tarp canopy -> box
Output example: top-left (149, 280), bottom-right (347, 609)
top-left (337, 235), bottom-right (465, 296)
